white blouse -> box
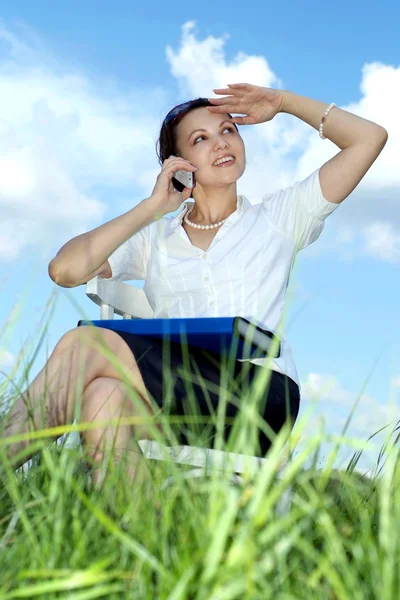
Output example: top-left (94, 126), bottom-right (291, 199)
top-left (106, 168), bottom-right (340, 388)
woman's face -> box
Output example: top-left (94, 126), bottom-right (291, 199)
top-left (174, 107), bottom-right (246, 189)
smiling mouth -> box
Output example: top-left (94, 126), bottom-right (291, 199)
top-left (213, 158), bottom-right (235, 167)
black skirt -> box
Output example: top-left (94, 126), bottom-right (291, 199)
top-left (112, 330), bottom-right (300, 457)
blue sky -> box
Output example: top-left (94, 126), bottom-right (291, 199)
top-left (1, 1), bottom-right (399, 474)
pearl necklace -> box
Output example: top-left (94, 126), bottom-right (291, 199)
top-left (183, 206), bottom-right (228, 230)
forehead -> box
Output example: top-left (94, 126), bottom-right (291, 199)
top-left (176, 107), bottom-right (232, 135)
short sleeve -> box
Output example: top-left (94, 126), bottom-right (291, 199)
top-left (103, 224), bottom-right (151, 282)
top-left (261, 168), bottom-right (340, 250)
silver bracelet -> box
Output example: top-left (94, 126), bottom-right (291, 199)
top-left (319, 102), bottom-right (337, 139)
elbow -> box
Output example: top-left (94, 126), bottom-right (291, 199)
top-left (375, 128), bottom-right (389, 158)
top-left (376, 126), bottom-right (389, 148)
top-left (48, 260), bottom-right (75, 288)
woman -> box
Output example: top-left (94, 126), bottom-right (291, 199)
top-left (3, 83), bottom-right (388, 484)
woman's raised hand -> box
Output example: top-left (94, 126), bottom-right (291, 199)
top-left (207, 83), bottom-right (285, 125)
top-left (149, 156), bottom-right (197, 217)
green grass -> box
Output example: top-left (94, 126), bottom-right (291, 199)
top-left (1, 292), bottom-right (400, 599)
top-left (0, 432), bottom-right (399, 599)
top-left (1, 379), bottom-right (399, 599)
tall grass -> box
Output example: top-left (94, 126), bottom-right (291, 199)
top-left (1, 291), bottom-right (399, 599)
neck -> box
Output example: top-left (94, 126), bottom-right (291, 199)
top-left (189, 185), bottom-right (238, 224)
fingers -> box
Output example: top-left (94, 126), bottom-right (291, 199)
top-left (164, 156), bottom-right (196, 168)
top-left (231, 116), bottom-right (247, 125)
top-left (207, 105), bottom-right (239, 118)
top-left (208, 95), bottom-right (235, 105)
top-left (212, 88), bottom-right (233, 95)
top-left (206, 108), bottom-right (246, 125)
top-left (208, 102), bottom-right (229, 112)
top-left (162, 156), bottom-right (197, 172)
top-left (212, 84), bottom-right (247, 95)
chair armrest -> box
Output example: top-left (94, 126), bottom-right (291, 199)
top-left (86, 276), bottom-right (154, 319)
top-left (138, 440), bottom-right (268, 474)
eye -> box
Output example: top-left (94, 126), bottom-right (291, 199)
top-left (194, 127), bottom-right (235, 144)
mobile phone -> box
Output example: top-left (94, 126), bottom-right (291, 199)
top-left (172, 169), bottom-right (195, 192)
top-left (170, 156), bottom-right (196, 192)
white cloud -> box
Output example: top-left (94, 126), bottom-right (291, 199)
top-left (166, 21), bottom-right (282, 98)
top-left (301, 372), bottom-right (399, 432)
top-left (362, 222), bottom-right (400, 263)
top-left (0, 22), bottom-right (167, 263)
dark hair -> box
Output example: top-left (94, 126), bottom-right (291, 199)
top-left (156, 98), bottom-right (238, 166)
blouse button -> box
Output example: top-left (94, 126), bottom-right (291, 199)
top-left (201, 253), bottom-right (206, 259)
top-left (204, 276), bottom-right (209, 282)
top-left (209, 300), bottom-right (215, 306)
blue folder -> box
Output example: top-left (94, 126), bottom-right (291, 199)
top-left (77, 316), bottom-right (281, 360)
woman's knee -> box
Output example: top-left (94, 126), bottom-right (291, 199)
top-left (53, 326), bottom-right (133, 361)
top-left (51, 327), bottom-right (152, 407)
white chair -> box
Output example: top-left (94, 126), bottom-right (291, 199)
top-left (85, 276), bottom-right (291, 495)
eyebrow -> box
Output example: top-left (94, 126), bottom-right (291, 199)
top-left (188, 119), bottom-right (233, 141)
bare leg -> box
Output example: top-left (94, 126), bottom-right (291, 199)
top-left (2, 326), bottom-right (160, 473)
top-left (81, 376), bottom-right (157, 487)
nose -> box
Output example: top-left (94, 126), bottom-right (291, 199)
top-left (214, 135), bottom-right (229, 151)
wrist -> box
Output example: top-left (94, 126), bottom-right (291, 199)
top-left (146, 195), bottom-right (167, 218)
top-left (280, 90), bottom-right (295, 115)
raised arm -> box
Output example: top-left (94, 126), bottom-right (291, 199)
top-left (280, 90), bottom-right (388, 205)
top-left (208, 83), bottom-right (388, 205)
